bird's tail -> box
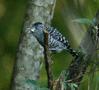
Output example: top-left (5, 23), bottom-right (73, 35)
top-left (67, 46), bottom-right (79, 58)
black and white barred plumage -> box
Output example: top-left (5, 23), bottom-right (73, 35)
top-left (30, 22), bottom-right (78, 58)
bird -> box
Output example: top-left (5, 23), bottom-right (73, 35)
top-left (30, 22), bottom-right (79, 58)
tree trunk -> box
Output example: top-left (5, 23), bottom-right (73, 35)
top-left (11, 0), bottom-right (56, 90)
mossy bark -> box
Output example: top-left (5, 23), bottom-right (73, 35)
top-left (11, 0), bottom-right (56, 90)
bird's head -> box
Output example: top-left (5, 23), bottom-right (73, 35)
top-left (30, 22), bottom-right (45, 33)
top-left (29, 22), bottom-right (46, 42)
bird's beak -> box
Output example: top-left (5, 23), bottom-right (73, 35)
top-left (31, 27), bottom-right (35, 32)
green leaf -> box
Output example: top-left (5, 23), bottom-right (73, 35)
top-left (26, 79), bottom-right (37, 85)
top-left (72, 83), bottom-right (78, 88)
top-left (72, 18), bottom-right (92, 25)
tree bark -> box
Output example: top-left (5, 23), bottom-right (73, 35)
top-left (11, 0), bottom-right (56, 90)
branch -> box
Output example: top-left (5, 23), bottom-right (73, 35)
top-left (11, 0), bottom-right (56, 89)
top-left (44, 30), bottom-right (53, 89)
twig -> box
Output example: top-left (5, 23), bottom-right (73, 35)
top-left (44, 30), bottom-right (53, 89)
